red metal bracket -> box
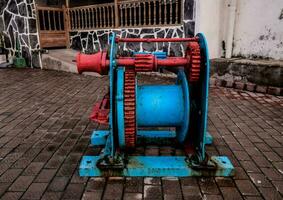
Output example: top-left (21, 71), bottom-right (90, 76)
top-left (90, 93), bottom-right (110, 124)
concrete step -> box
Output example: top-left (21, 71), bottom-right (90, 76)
top-left (41, 49), bottom-right (101, 77)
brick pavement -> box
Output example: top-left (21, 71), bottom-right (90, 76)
top-left (0, 68), bottom-right (282, 200)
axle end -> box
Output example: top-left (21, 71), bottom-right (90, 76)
top-left (76, 51), bottom-right (108, 75)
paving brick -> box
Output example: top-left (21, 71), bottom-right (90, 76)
top-left (125, 177), bottom-right (143, 193)
top-left (41, 192), bottom-right (62, 200)
top-left (144, 177), bottom-right (161, 185)
top-left (123, 193), bottom-right (143, 200)
top-left (235, 180), bottom-right (259, 196)
top-left (240, 161), bottom-right (261, 173)
top-left (47, 177), bottom-right (69, 192)
top-left (85, 177), bottom-right (105, 192)
top-left (8, 176), bottom-right (34, 192)
top-left (34, 169), bottom-right (56, 183)
top-left (144, 185), bottom-right (162, 200)
top-left (215, 177), bottom-right (235, 187)
top-left (70, 172), bottom-right (88, 184)
top-left (1, 192), bottom-right (23, 200)
top-left (254, 143), bottom-right (272, 152)
top-left (248, 173), bottom-right (272, 188)
top-left (220, 187), bottom-right (243, 200)
top-left (182, 185), bottom-right (202, 199)
top-left (62, 183), bottom-right (85, 200)
top-left (258, 187), bottom-right (282, 200)
top-left (251, 156), bottom-right (271, 168)
top-left (199, 177), bottom-right (220, 195)
top-left (56, 164), bottom-right (77, 177)
top-left (272, 181), bottom-right (283, 195)
top-left (81, 191), bottom-right (103, 200)
top-left (179, 177), bottom-right (198, 187)
top-left (203, 194), bottom-right (223, 200)
top-left (0, 69), bottom-right (283, 199)
top-left (162, 177), bottom-right (182, 198)
top-left (244, 197), bottom-right (264, 200)
top-left (21, 183), bottom-right (48, 200)
top-left (45, 156), bottom-right (65, 169)
top-left (233, 151), bottom-right (251, 161)
top-left (22, 162), bottom-right (44, 176)
top-left (0, 169), bottom-right (22, 183)
top-left (237, 139), bottom-right (253, 147)
top-left (273, 147), bottom-right (283, 157)
top-left (261, 167), bottom-right (283, 181)
top-left (103, 178), bottom-right (124, 200)
top-left (0, 183), bottom-right (10, 196)
top-left (265, 138), bottom-right (281, 148)
top-left (273, 162), bottom-right (283, 174)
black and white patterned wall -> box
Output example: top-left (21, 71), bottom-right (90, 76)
top-left (70, 27), bottom-right (186, 56)
top-left (0, 0), bottom-right (40, 67)
top-left (0, 0), bottom-right (195, 67)
top-left (70, 0), bottom-right (196, 56)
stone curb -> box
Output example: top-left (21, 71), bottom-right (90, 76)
top-left (209, 78), bottom-right (283, 96)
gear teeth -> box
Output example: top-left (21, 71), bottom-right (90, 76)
top-left (124, 68), bottom-right (136, 148)
top-left (187, 41), bottom-right (201, 82)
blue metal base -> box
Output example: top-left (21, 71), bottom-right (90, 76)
top-left (137, 130), bottom-right (176, 138)
top-left (79, 156), bottom-right (234, 177)
top-left (91, 130), bottom-right (109, 146)
top-left (205, 132), bottom-right (213, 145)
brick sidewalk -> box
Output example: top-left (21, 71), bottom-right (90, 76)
top-left (0, 69), bottom-right (282, 200)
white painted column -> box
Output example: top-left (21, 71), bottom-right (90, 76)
top-left (225, 0), bottom-right (237, 58)
top-left (195, 0), bottom-right (225, 59)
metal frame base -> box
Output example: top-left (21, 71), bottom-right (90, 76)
top-left (90, 130), bottom-right (213, 145)
top-left (82, 130), bottom-right (221, 177)
top-left (79, 156), bottom-right (234, 177)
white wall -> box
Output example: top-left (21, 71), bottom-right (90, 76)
top-left (195, 0), bottom-right (225, 59)
top-left (233, 0), bottom-right (283, 60)
top-left (195, 0), bottom-right (283, 60)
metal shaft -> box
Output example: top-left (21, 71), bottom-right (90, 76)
top-left (116, 37), bottom-right (199, 43)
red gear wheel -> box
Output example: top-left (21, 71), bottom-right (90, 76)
top-left (134, 54), bottom-right (155, 72)
top-left (187, 41), bottom-right (201, 82)
top-left (124, 68), bottom-right (137, 148)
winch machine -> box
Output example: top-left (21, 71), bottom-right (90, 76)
top-left (76, 33), bottom-right (234, 177)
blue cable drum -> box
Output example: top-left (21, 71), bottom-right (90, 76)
top-left (136, 70), bottom-right (190, 142)
top-left (137, 85), bottom-right (184, 127)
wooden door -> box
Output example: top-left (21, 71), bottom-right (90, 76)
top-left (36, 6), bottom-right (70, 48)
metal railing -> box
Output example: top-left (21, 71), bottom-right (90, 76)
top-left (69, 0), bottom-right (182, 31)
top-left (119, 0), bottom-right (182, 28)
top-left (69, 3), bottom-right (115, 31)
top-left (37, 6), bottom-right (65, 32)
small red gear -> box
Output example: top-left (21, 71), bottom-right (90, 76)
top-left (134, 54), bottom-right (155, 72)
top-left (124, 68), bottom-right (136, 148)
top-left (187, 41), bottom-right (201, 82)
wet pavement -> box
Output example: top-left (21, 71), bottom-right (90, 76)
top-left (0, 68), bottom-right (282, 200)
